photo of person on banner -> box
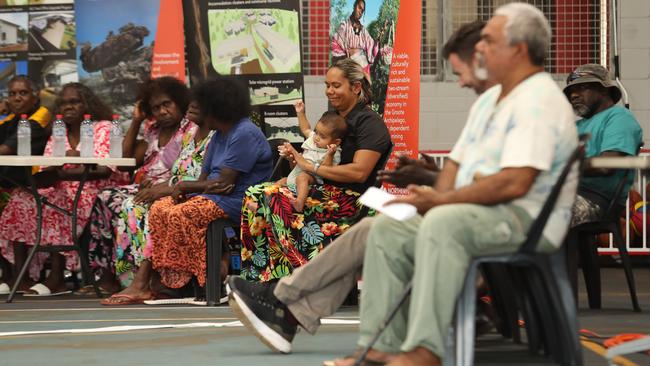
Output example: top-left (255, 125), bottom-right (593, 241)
top-left (330, 0), bottom-right (397, 115)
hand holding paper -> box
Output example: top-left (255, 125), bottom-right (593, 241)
top-left (359, 187), bottom-right (417, 221)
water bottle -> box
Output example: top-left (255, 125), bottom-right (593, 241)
top-left (109, 114), bottom-right (123, 158)
top-left (17, 114), bottom-right (30, 156)
top-left (51, 114), bottom-right (67, 157)
top-left (80, 114), bottom-right (94, 158)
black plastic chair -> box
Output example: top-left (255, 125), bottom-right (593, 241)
top-left (567, 169), bottom-right (641, 312)
top-left (451, 137), bottom-right (586, 366)
top-left (355, 136), bottom-right (587, 366)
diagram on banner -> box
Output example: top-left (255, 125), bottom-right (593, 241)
top-left (208, 8), bottom-right (300, 75)
top-left (28, 11), bottom-right (75, 52)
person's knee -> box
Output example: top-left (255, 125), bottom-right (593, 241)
top-left (366, 214), bottom-right (415, 253)
top-left (419, 204), bottom-right (474, 243)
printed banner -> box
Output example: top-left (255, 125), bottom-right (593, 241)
top-left (75, 0), bottom-right (185, 118)
top-left (330, 0), bottom-right (420, 192)
top-left (0, 0), bottom-right (76, 107)
top-left (183, 0), bottom-right (305, 141)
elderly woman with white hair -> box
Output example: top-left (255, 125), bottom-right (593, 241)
top-left (327, 3), bottom-right (579, 366)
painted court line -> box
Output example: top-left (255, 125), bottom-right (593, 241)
top-left (0, 317), bottom-right (238, 324)
top-left (0, 306), bottom-right (222, 312)
top-left (0, 319), bottom-right (360, 337)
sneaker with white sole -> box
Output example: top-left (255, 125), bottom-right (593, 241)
top-left (227, 276), bottom-right (296, 353)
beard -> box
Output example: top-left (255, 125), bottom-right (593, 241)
top-left (571, 103), bottom-right (598, 118)
top-left (572, 103), bottom-right (592, 118)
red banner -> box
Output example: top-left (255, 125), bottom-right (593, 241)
top-left (383, 0), bottom-right (420, 192)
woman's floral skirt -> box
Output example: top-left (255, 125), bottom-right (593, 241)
top-left (240, 182), bottom-right (373, 282)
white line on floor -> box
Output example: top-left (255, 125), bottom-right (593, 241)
top-left (0, 319), bottom-right (360, 337)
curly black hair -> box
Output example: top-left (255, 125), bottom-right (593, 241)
top-left (137, 76), bottom-right (190, 118)
top-left (192, 76), bottom-right (251, 125)
top-left (54, 82), bottom-right (113, 121)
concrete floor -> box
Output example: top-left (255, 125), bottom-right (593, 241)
top-left (0, 268), bottom-right (649, 366)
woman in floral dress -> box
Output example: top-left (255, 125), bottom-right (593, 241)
top-left (0, 83), bottom-right (129, 295)
top-left (112, 101), bottom-right (214, 288)
top-left (85, 76), bottom-right (191, 294)
top-left (240, 59), bottom-right (392, 282)
top-left (102, 77), bottom-right (272, 305)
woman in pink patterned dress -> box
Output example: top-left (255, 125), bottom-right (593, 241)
top-left (0, 83), bottom-right (130, 296)
top-left (84, 76), bottom-right (191, 295)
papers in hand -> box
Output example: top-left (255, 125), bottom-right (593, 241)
top-left (359, 187), bottom-right (417, 221)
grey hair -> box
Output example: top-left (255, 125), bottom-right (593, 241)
top-left (495, 3), bottom-right (551, 66)
top-left (330, 58), bottom-right (373, 105)
top-left (8, 75), bottom-right (40, 93)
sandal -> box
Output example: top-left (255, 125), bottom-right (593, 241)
top-left (100, 293), bottom-right (153, 306)
top-left (74, 285), bottom-right (115, 297)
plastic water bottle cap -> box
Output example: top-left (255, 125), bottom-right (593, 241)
top-left (84, 114), bottom-right (91, 119)
top-left (20, 114), bottom-right (27, 119)
top-left (112, 114), bottom-right (120, 120)
top-left (56, 114), bottom-right (63, 119)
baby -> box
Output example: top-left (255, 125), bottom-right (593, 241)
top-left (280, 101), bottom-right (348, 211)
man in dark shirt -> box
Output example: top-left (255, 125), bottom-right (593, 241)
top-left (0, 75), bottom-right (52, 187)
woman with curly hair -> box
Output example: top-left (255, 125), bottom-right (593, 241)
top-left (100, 76), bottom-right (272, 305)
top-left (85, 76), bottom-right (193, 296)
top-left (0, 83), bottom-right (130, 296)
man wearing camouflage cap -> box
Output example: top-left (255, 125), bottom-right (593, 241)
top-left (564, 63), bottom-right (643, 226)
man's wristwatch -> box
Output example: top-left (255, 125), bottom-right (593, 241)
top-left (313, 162), bottom-right (321, 174)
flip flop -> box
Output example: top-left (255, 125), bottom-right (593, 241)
top-left (100, 293), bottom-right (152, 306)
top-left (74, 285), bottom-right (114, 297)
top-left (23, 283), bottom-right (72, 297)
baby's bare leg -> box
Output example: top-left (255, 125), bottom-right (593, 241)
top-left (293, 172), bottom-right (315, 212)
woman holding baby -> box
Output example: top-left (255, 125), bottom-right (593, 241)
top-left (241, 58), bottom-right (391, 282)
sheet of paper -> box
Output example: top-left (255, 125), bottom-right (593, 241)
top-left (359, 187), bottom-right (417, 221)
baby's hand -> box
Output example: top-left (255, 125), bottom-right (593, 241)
top-left (326, 144), bottom-right (338, 155)
top-left (294, 100), bottom-right (305, 114)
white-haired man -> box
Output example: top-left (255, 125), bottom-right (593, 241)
top-left (328, 4), bottom-right (578, 366)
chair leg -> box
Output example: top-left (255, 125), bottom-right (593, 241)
top-left (578, 234), bottom-right (601, 309)
top-left (564, 231), bottom-right (579, 307)
top-left (455, 262), bottom-right (479, 366)
top-left (206, 220), bottom-right (224, 306)
top-left (611, 226), bottom-right (641, 312)
top-left (548, 250), bottom-right (584, 366)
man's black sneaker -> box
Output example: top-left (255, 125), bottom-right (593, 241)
top-left (227, 276), bottom-right (297, 353)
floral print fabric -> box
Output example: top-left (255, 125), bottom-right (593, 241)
top-left (0, 121), bottom-right (130, 280)
top-left (240, 182), bottom-right (372, 282)
top-left (86, 119), bottom-right (191, 279)
top-left (112, 128), bottom-right (214, 287)
top-left (149, 196), bottom-right (226, 288)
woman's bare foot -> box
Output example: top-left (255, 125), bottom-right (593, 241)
top-left (386, 347), bottom-right (441, 366)
top-left (4, 277), bottom-right (36, 293)
top-left (101, 261), bottom-right (153, 305)
top-left (324, 349), bottom-right (396, 366)
top-left (100, 285), bottom-right (153, 305)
